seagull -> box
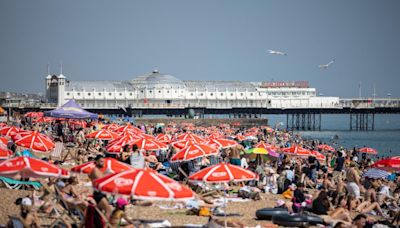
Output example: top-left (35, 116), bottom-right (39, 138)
top-left (267, 49), bottom-right (287, 56)
top-left (318, 59), bottom-right (335, 69)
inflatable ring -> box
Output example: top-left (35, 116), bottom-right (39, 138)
top-left (272, 214), bottom-right (308, 227)
top-left (255, 208), bottom-right (289, 220)
top-left (306, 215), bottom-right (324, 225)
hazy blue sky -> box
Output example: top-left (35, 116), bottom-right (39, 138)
top-left (0, 0), bottom-right (399, 98)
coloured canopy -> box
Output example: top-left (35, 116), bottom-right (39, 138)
top-left (45, 100), bottom-right (98, 119)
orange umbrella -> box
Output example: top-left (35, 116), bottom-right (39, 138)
top-left (85, 129), bottom-right (120, 140)
top-left (189, 163), bottom-right (257, 183)
top-left (170, 144), bottom-right (218, 162)
top-left (0, 156), bottom-right (69, 178)
top-left (15, 131), bottom-right (55, 153)
top-left (93, 168), bottom-right (194, 201)
top-left (131, 138), bottom-right (168, 151)
top-left (358, 147), bottom-right (377, 155)
top-left (371, 156), bottom-right (400, 171)
top-left (71, 158), bottom-right (134, 174)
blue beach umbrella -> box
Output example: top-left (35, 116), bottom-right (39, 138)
top-left (362, 168), bottom-right (391, 179)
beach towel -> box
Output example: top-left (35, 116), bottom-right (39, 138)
top-left (84, 204), bottom-right (105, 228)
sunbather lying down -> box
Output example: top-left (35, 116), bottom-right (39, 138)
top-left (208, 216), bottom-right (245, 228)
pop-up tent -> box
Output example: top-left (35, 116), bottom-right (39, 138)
top-left (45, 100), bottom-right (98, 119)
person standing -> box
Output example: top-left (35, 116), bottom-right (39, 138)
top-left (333, 151), bottom-right (345, 184)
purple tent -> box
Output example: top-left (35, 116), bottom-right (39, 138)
top-left (45, 100), bottom-right (98, 119)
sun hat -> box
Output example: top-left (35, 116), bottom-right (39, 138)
top-left (21, 197), bottom-right (32, 206)
top-left (116, 197), bottom-right (128, 208)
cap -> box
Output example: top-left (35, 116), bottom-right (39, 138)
top-left (21, 197), bottom-right (32, 206)
top-left (116, 197), bottom-right (128, 208)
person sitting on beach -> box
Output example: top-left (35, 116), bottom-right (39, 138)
top-left (119, 144), bottom-right (132, 165)
top-left (144, 150), bottom-right (162, 170)
top-left (109, 198), bottom-right (135, 228)
top-left (352, 214), bottom-right (367, 228)
top-left (9, 197), bottom-right (41, 228)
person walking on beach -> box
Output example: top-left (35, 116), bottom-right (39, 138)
top-left (333, 151), bottom-right (345, 184)
top-left (346, 162), bottom-right (361, 198)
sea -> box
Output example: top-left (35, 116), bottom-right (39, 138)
top-left (266, 114), bottom-right (400, 158)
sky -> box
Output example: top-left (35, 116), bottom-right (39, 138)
top-left (0, 0), bottom-right (399, 98)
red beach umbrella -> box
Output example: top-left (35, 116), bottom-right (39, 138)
top-left (311, 150), bottom-right (326, 161)
top-left (177, 132), bottom-right (205, 143)
top-left (170, 144), bottom-right (218, 162)
top-left (103, 123), bottom-right (120, 131)
top-left (0, 126), bottom-right (23, 137)
top-left (171, 140), bottom-right (198, 149)
top-left (106, 135), bottom-right (141, 153)
top-left (189, 163), bottom-right (257, 183)
top-left (317, 144), bottom-right (335, 152)
top-left (15, 131), bottom-right (55, 153)
top-left (24, 112), bottom-right (44, 118)
top-left (85, 129), bottom-right (120, 140)
top-left (93, 168), bottom-right (194, 201)
top-left (371, 156), bottom-right (400, 171)
top-left (155, 133), bottom-right (171, 144)
top-left (33, 117), bottom-right (55, 123)
top-left (206, 138), bottom-right (238, 149)
top-left (0, 136), bottom-right (9, 146)
top-left (131, 138), bottom-right (168, 151)
top-left (358, 147), bottom-right (377, 155)
top-left (0, 156), bottom-right (70, 178)
top-left (71, 157), bottom-right (134, 174)
top-left (11, 130), bottom-right (33, 141)
top-left (114, 125), bottom-right (142, 134)
top-left (0, 144), bottom-right (12, 160)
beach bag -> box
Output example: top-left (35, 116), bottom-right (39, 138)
top-left (199, 206), bottom-right (211, 216)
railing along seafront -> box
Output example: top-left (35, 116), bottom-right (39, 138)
top-left (2, 98), bottom-right (400, 110)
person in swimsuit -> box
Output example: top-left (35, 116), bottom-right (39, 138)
top-left (109, 198), bottom-right (134, 228)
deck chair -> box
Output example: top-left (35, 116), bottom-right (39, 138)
top-left (51, 142), bottom-right (64, 161)
top-left (0, 176), bottom-right (42, 190)
top-left (54, 186), bottom-right (85, 225)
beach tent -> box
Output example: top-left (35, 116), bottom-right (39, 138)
top-left (45, 99), bottom-right (98, 119)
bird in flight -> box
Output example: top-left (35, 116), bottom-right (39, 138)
top-left (267, 49), bottom-right (287, 56)
top-left (318, 59), bottom-right (335, 69)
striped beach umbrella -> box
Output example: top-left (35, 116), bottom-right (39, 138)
top-left (358, 147), bottom-right (377, 155)
top-left (71, 157), bottom-right (134, 174)
top-left (14, 131), bottom-right (55, 153)
top-left (85, 129), bottom-right (120, 140)
top-left (371, 156), bottom-right (400, 171)
top-left (93, 168), bottom-right (194, 201)
top-left (189, 163), bottom-right (257, 183)
top-left (170, 144), bottom-right (218, 162)
top-left (362, 168), bottom-right (391, 179)
top-left (317, 144), bottom-right (335, 152)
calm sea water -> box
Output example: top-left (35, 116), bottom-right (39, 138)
top-left (266, 114), bottom-right (400, 157)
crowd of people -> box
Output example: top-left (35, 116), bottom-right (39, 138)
top-left (2, 115), bottom-right (400, 228)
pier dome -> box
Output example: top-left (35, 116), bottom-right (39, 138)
top-left (131, 69), bottom-right (185, 89)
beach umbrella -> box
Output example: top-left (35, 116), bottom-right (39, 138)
top-left (85, 129), bottom-right (120, 140)
top-left (103, 123), bottom-right (120, 131)
top-left (0, 136), bottom-right (9, 146)
top-left (93, 168), bottom-right (194, 201)
top-left (189, 163), bottom-right (257, 183)
top-left (33, 117), bottom-right (55, 123)
top-left (170, 144), bottom-right (218, 162)
top-left (131, 138), bottom-right (168, 151)
top-left (281, 146), bottom-right (312, 157)
top-left (362, 168), bottom-right (391, 179)
top-left (371, 156), bottom-right (400, 171)
top-left (68, 119), bottom-right (87, 128)
top-left (234, 134), bottom-right (246, 141)
top-left (171, 140), bottom-right (198, 149)
top-left (71, 157), bottom-right (134, 174)
top-left (0, 144), bottom-right (12, 160)
top-left (11, 130), bottom-right (33, 141)
top-left (246, 147), bottom-right (269, 155)
top-left (0, 123), bottom-right (7, 128)
top-left (206, 138), bottom-right (238, 149)
top-left (0, 156), bottom-right (70, 178)
top-left (24, 112), bottom-right (44, 118)
top-left (177, 132), bottom-right (205, 143)
top-left (106, 135), bottom-right (141, 153)
top-left (311, 150), bottom-right (326, 161)
top-left (155, 133), bottom-right (171, 144)
top-left (255, 142), bottom-right (277, 150)
top-left (114, 124), bottom-right (142, 134)
top-left (14, 131), bottom-right (55, 153)
top-left (358, 147), bottom-right (377, 155)
top-left (317, 144), bottom-right (335, 152)
top-left (0, 126), bottom-right (23, 137)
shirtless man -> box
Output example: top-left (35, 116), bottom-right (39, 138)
top-left (229, 145), bottom-right (242, 166)
top-left (89, 155), bottom-right (112, 219)
top-left (346, 163), bottom-right (361, 198)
